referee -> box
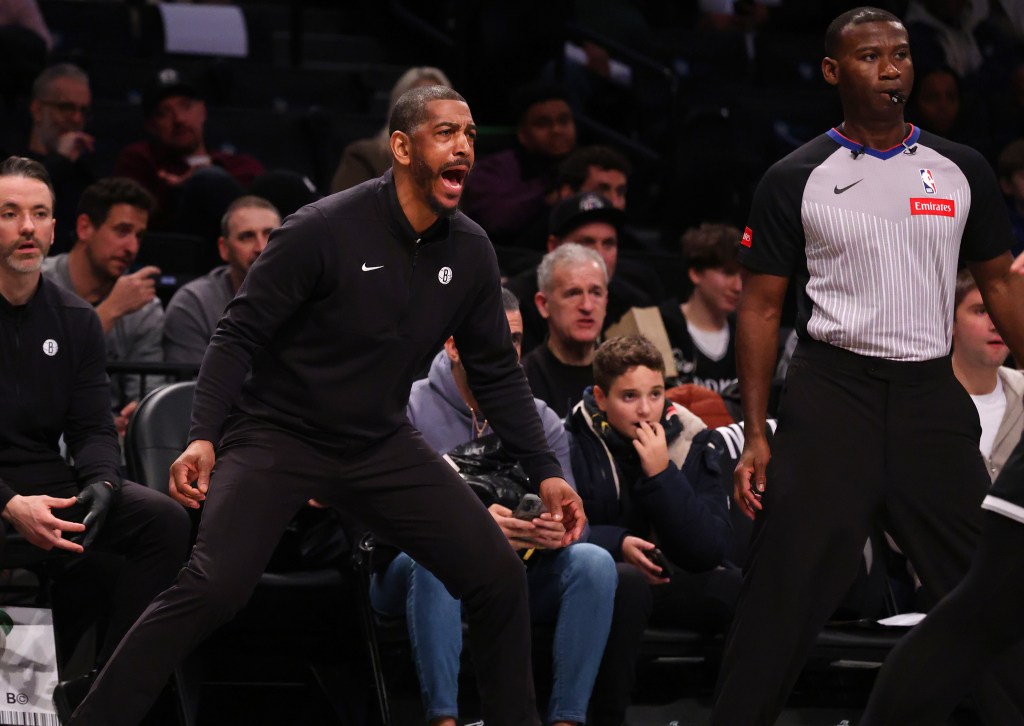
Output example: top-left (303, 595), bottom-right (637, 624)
top-left (713, 8), bottom-right (1024, 725)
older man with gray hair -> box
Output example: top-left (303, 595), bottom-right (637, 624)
top-left (521, 242), bottom-right (608, 417)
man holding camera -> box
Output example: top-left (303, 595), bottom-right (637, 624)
top-left (375, 287), bottom-right (615, 726)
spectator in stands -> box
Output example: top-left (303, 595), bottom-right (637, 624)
top-left (697, 0), bottom-right (773, 33)
top-left (0, 156), bottom-right (190, 719)
top-left (952, 269), bottom-right (1024, 482)
top-left (556, 144), bottom-right (630, 211)
top-left (462, 81), bottom-right (576, 247)
top-left (565, 335), bottom-right (740, 682)
top-left (0, 0), bottom-right (49, 104)
top-left (658, 223), bottom-right (742, 394)
top-left (521, 243), bottom-right (608, 418)
top-left (163, 195), bottom-right (280, 364)
top-left (997, 138), bottom-right (1024, 256)
top-left (113, 68), bottom-right (263, 250)
top-left (511, 192), bottom-right (655, 356)
top-left (904, 64), bottom-right (989, 155)
top-left (374, 287), bottom-right (617, 726)
top-left (989, 59), bottom-right (1024, 156)
top-left (554, 144), bottom-right (665, 295)
top-left (42, 177), bottom-right (162, 425)
top-left (329, 65), bottom-right (452, 194)
top-left (904, 0), bottom-right (985, 79)
top-left (906, 65), bottom-right (961, 137)
top-left (23, 63), bottom-right (97, 255)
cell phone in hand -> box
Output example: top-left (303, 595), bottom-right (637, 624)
top-left (648, 547), bottom-right (672, 580)
top-left (512, 493), bottom-right (547, 521)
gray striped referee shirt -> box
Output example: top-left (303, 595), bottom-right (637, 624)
top-left (739, 125), bottom-right (1010, 361)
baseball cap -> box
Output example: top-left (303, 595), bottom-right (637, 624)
top-left (549, 192), bottom-right (625, 237)
top-left (142, 68), bottom-right (202, 117)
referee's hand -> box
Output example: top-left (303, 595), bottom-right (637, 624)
top-left (734, 434), bottom-right (770, 520)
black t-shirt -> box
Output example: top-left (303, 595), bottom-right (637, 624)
top-left (658, 299), bottom-right (737, 393)
top-left (509, 266), bottom-right (657, 357)
top-left (522, 344), bottom-right (594, 419)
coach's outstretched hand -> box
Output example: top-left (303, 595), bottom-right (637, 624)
top-left (538, 477), bottom-right (586, 546)
top-left (169, 439), bottom-right (216, 509)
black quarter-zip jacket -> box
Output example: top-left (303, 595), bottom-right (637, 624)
top-left (0, 278), bottom-right (121, 509)
top-left (191, 170), bottom-right (562, 487)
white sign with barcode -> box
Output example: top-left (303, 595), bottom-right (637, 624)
top-left (0, 607), bottom-right (58, 726)
top-left (0, 711), bottom-right (59, 725)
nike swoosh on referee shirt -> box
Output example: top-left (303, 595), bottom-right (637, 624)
top-left (361, 263), bottom-right (384, 271)
top-left (833, 179), bottom-right (863, 194)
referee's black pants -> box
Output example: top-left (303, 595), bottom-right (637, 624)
top-left (862, 432), bottom-right (1024, 725)
top-left (70, 420), bottom-right (540, 726)
top-left (712, 339), bottom-right (1024, 725)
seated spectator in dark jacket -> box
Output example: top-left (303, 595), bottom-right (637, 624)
top-left (23, 63), bottom-right (98, 255)
top-left (0, 0), bottom-right (49, 104)
top-left (553, 144), bottom-right (665, 295)
top-left (373, 288), bottom-right (617, 726)
top-left (521, 243), bottom-right (608, 418)
top-left (506, 144), bottom-right (631, 260)
top-left (904, 64), bottom-right (990, 157)
top-left (997, 138), bottom-right (1024, 256)
top-left (566, 336), bottom-right (740, 634)
top-left (511, 192), bottom-right (656, 356)
top-left (329, 66), bottom-right (452, 194)
top-left (904, 0), bottom-right (985, 79)
top-left (163, 195), bottom-right (280, 364)
top-left (113, 68), bottom-right (263, 251)
top-left (556, 144), bottom-right (629, 212)
top-left (461, 81), bottom-right (576, 247)
top-left (658, 223), bottom-right (742, 394)
top-left (0, 156), bottom-right (190, 707)
top-left (41, 177), bottom-right (162, 426)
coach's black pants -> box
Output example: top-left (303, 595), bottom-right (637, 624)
top-left (862, 431), bottom-right (1024, 725)
top-left (712, 340), bottom-right (1024, 725)
top-left (70, 420), bottom-right (540, 726)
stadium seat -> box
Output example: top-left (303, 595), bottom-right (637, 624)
top-left (124, 381), bottom-right (353, 724)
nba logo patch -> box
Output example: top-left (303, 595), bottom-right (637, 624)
top-left (919, 169), bottom-right (937, 194)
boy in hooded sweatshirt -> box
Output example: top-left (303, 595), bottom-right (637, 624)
top-left (566, 335), bottom-right (741, 632)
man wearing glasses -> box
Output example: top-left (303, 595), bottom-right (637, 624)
top-left (24, 63), bottom-right (96, 254)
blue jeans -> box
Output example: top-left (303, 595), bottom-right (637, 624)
top-left (371, 543), bottom-right (617, 723)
